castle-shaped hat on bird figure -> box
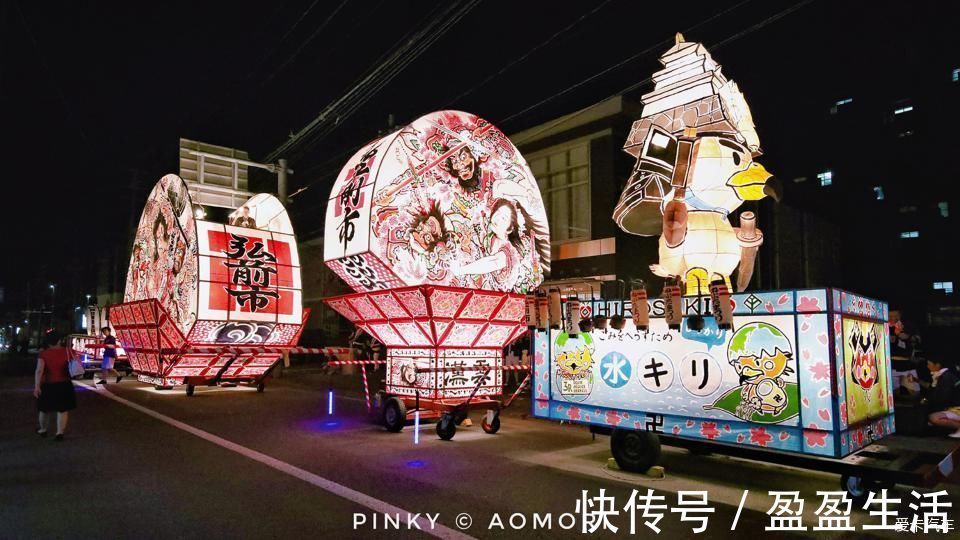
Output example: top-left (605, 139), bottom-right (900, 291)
top-left (614, 34), bottom-right (782, 295)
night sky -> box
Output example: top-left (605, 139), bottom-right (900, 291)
top-left (3, 0), bottom-right (958, 314)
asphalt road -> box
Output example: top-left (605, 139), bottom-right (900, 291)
top-left (2, 368), bottom-right (958, 539)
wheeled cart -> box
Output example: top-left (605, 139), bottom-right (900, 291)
top-left (531, 288), bottom-right (935, 500)
top-left (326, 285), bottom-right (531, 440)
top-left (593, 426), bottom-right (960, 502)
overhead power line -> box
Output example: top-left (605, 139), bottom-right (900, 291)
top-left (284, 0), bottom-right (813, 214)
top-left (257, 0), bottom-right (351, 90)
top-left (442, 0), bottom-right (616, 108)
top-left (266, 0), bottom-right (480, 162)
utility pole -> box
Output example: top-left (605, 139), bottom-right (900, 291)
top-left (278, 158), bottom-right (289, 202)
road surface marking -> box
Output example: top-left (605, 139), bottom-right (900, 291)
top-left (78, 382), bottom-right (474, 540)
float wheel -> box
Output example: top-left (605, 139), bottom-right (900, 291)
top-left (610, 429), bottom-right (661, 473)
top-left (382, 397), bottom-right (406, 432)
top-left (437, 414), bottom-right (457, 440)
top-left (481, 415), bottom-right (501, 434)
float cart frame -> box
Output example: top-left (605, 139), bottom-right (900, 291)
top-left (325, 284), bottom-right (531, 440)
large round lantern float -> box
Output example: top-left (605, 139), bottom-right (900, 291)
top-left (108, 174), bottom-right (309, 395)
top-left (323, 110), bottom-right (550, 439)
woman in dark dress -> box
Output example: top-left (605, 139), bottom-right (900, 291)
top-left (34, 333), bottom-right (76, 441)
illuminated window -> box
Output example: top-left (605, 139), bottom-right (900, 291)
top-left (792, 176), bottom-right (807, 183)
top-left (953, 68), bottom-right (959, 82)
top-left (939, 201), bottom-right (949, 217)
top-left (900, 231), bottom-right (919, 239)
top-left (529, 140), bottom-right (591, 243)
top-left (817, 170), bottom-right (833, 186)
top-left (81, 314), bottom-right (87, 329)
top-left (894, 105), bottom-right (913, 115)
top-left (873, 186), bottom-right (884, 200)
top-left (934, 281), bottom-right (954, 294)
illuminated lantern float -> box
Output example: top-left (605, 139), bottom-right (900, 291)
top-left (324, 110), bottom-right (549, 439)
top-left (532, 37), bottom-right (894, 471)
top-left (109, 174), bottom-right (307, 395)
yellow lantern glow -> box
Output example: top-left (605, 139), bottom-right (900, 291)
top-left (615, 34), bottom-right (779, 295)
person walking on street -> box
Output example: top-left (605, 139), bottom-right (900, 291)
top-left (34, 333), bottom-right (76, 441)
top-left (97, 326), bottom-right (122, 384)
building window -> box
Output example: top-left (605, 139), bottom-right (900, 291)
top-left (792, 176), bottom-right (807, 183)
top-left (817, 170), bottom-right (833, 186)
top-left (934, 281), bottom-right (954, 294)
top-left (953, 68), bottom-right (959, 82)
top-left (893, 104), bottom-right (913, 115)
top-left (873, 186), bottom-right (884, 200)
top-left (900, 231), bottom-right (919, 239)
top-left (528, 141), bottom-right (591, 243)
top-left (939, 201), bottom-right (949, 218)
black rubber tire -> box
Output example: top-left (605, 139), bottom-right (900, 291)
top-left (256, 381), bottom-right (265, 393)
top-left (382, 397), bottom-right (406, 433)
top-left (481, 415), bottom-right (501, 434)
top-left (840, 474), bottom-right (893, 505)
top-left (186, 384), bottom-right (195, 397)
top-left (610, 429), bottom-right (661, 473)
top-left (841, 474), bottom-right (870, 505)
top-left (437, 414), bottom-right (457, 440)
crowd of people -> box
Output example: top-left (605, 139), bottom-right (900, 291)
top-left (889, 312), bottom-right (960, 438)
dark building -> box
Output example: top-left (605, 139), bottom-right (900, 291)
top-left (777, 68), bottom-right (960, 331)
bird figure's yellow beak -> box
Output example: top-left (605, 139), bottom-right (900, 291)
top-left (727, 162), bottom-right (772, 201)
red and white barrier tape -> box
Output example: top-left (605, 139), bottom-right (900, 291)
top-left (114, 346), bottom-right (348, 355)
top-left (415, 365), bottom-right (530, 374)
top-left (326, 360), bottom-right (387, 366)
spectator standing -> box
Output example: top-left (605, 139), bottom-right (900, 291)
top-left (34, 333), bottom-right (76, 441)
top-left (97, 326), bottom-right (122, 384)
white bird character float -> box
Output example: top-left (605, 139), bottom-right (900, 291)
top-left (614, 34), bottom-right (782, 295)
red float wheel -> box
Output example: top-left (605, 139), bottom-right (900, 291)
top-left (481, 415), bottom-right (501, 434)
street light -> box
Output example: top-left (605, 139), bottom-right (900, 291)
top-left (49, 284), bottom-right (56, 332)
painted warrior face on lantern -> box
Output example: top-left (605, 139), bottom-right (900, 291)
top-left (324, 110), bottom-right (550, 294)
top-left (446, 146), bottom-right (480, 192)
top-left (410, 205), bottom-right (449, 253)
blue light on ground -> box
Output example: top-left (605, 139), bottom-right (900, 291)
top-left (301, 418), bottom-right (343, 432)
top-left (406, 460), bottom-right (426, 469)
